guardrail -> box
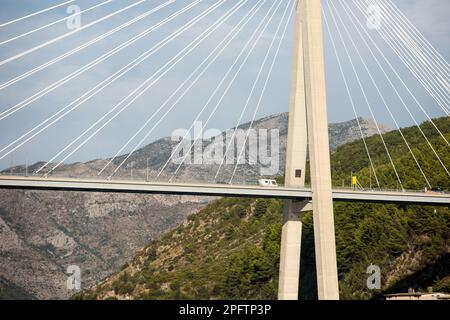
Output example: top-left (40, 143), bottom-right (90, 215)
top-left (0, 172), bottom-right (448, 195)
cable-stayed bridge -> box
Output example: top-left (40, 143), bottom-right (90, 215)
top-left (0, 0), bottom-right (448, 300)
top-left (0, 176), bottom-right (449, 205)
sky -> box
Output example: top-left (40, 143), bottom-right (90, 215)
top-left (0, 0), bottom-right (448, 169)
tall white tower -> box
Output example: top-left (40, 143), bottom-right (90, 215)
top-left (278, 0), bottom-right (339, 300)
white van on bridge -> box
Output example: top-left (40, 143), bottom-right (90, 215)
top-left (258, 179), bottom-right (278, 187)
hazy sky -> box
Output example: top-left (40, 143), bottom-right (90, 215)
top-left (0, 0), bottom-right (448, 169)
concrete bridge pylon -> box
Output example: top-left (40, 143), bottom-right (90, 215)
top-left (278, 0), bottom-right (339, 300)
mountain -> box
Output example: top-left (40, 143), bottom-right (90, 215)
top-left (0, 115), bottom-right (390, 299)
top-left (108, 113), bottom-right (391, 184)
top-left (73, 117), bottom-right (449, 300)
top-left (5, 114), bottom-right (390, 184)
top-left (0, 190), bottom-right (211, 300)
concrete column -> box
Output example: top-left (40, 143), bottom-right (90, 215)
top-left (301, 0), bottom-right (339, 300)
top-left (278, 201), bottom-right (302, 300)
top-left (284, 1), bottom-right (308, 189)
top-left (278, 1), bottom-right (308, 301)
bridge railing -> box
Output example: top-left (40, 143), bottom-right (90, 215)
top-left (1, 171), bottom-right (448, 196)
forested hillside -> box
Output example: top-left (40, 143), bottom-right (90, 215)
top-left (330, 116), bottom-right (449, 190)
top-left (76, 117), bottom-right (449, 300)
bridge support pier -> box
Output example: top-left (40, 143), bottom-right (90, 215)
top-left (301, 0), bottom-right (339, 300)
top-left (278, 200), bottom-right (310, 300)
top-left (278, 0), bottom-right (339, 300)
top-left (278, 0), bottom-right (308, 300)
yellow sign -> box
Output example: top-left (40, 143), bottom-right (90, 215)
top-left (352, 176), bottom-right (357, 186)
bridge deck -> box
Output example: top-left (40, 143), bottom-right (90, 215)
top-left (0, 176), bottom-right (448, 206)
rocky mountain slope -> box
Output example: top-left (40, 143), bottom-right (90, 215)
top-left (0, 114), bottom-right (390, 299)
top-left (0, 191), bottom-right (210, 300)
